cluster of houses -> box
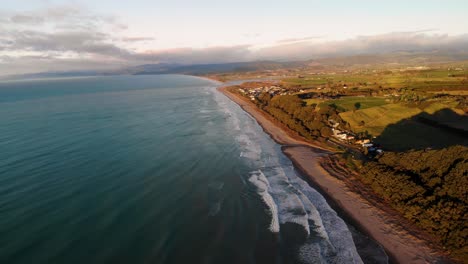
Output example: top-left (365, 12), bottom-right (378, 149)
top-left (447, 67), bottom-right (465, 71)
top-left (239, 85), bottom-right (387, 157)
top-left (332, 127), bottom-right (355, 141)
top-left (355, 139), bottom-right (384, 155)
top-left (331, 125), bottom-right (384, 156)
top-left (238, 85), bottom-right (291, 101)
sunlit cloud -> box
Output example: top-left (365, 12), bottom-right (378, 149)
top-left (1, 4), bottom-right (468, 76)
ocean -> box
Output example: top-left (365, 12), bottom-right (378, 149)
top-left (0, 75), bottom-right (362, 264)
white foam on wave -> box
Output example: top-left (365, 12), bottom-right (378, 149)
top-left (199, 109), bottom-right (214, 114)
top-left (211, 88), bottom-right (263, 162)
top-left (210, 88), bottom-right (241, 132)
top-left (248, 170), bottom-right (280, 232)
top-left (236, 134), bottom-right (262, 161)
top-left (265, 166), bottom-right (310, 235)
top-left (208, 200), bottom-right (223, 216)
top-left (209, 84), bottom-right (362, 263)
top-left (284, 165), bottom-right (363, 263)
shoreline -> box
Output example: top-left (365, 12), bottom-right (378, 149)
top-left (217, 86), bottom-right (452, 264)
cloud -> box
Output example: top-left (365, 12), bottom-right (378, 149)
top-left (1, 5), bottom-right (468, 77)
top-left (0, 5), bottom-right (150, 76)
top-left (276, 35), bottom-right (324, 44)
top-left (6, 30), bottom-right (129, 56)
top-left (1, 5), bottom-right (125, 31)
top-left (141, 45), bottom-right (252, 64)
top-left (0, 5), bottom-right (146, 59)
top-left (121, 37), bottom-right (155, 42)
top-left (398, 29), bottom-right (439, 34)
top-left (136, 32), bottom-right (468, 64)
top-left (9, 14), bottom-right (45, 24)
top-left (254, 32), bottom-right (468, 61)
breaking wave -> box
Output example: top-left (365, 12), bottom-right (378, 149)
top-left (211, 85), bottom-right (363, 263)
top-left (248, 170), bottom-right (280, 232)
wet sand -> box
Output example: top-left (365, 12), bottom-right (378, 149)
top-left (218, 86), bottom-right (451, 264)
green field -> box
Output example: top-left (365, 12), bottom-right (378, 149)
top-left (305, 96), bottom-right (389, 111)
top-left (281, 68), bottom-right (467, 92)
top-left (323, 96), bottom-right (389, 111)
top-left (339, 100), bottom-right (461, 136)
top-left (303, 98), bottom-right (324, 106)
top-left (307, 96), bottom-right (462, 137)
top-left (340, 104), bottom-right (422, 136)
top-left (424, 100), bottom-right (461, 114)
top-left (281, 77), bottom-right (328, 86)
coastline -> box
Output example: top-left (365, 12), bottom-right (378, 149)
top-left (217, 86), bottom-right (452, 264)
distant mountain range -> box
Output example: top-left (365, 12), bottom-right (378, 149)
top-left (1, 61), bottom-right (304, 80)
top-left (119, 61), bottom-right (307, 75)
top-left (120, 52), bottom-right (468, 75)
top-left (3, 51), bottom-right (468, 81)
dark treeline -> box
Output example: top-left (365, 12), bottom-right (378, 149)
top-left (359, 146), bottom-right (468, 257)
top-left (255, 92), bottom-right (348, 140)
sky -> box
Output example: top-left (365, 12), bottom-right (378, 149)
top-left (1, 0), bottom-right (468, 75)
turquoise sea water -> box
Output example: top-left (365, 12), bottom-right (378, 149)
top-left (0, 75), bottom-right (362, 264)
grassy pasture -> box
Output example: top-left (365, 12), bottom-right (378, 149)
top-left (322, 96), bottom-right (389, 111)
top-left (424, 100), bottom-right (461, 114)
top-left (339, 100), bottom-right (460, 136)
top-left (304, 96), bottom-right (389, 112)
top-left (304, 98), bottom-right (323, 106)
top-left (281, 77), bottom-right (328, 87)
top-left (340, 104), bottom-right (422, 136)
top-left (281, 69), bottom-right (467, 92)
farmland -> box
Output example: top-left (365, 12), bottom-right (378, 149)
top-left (305, 96), bottom-right (389, 111)
top-left (338, 99), bottom-right (467, 150)
top-left (225, 63), bottom-right (467, 151)
top-left (218, 58), bottom-right (468, 260)
top-left (280, 68), bottom-right (468, 93)
top-left (339, 103), bottom-right (422, 136)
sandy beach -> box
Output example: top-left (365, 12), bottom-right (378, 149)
top-left (218, 86), bottom-right (452, 264)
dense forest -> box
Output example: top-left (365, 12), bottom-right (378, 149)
top-left (359, 146), bottom-right (468, 257)
top-left (253, 92), bottom-right (350, 141)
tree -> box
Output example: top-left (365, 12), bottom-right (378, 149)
top-left (354, 102), bottom-right (361, 111)
top-left (359, 146), bottom-right (468, 253)
top-left (320, 127), bottom-right (333, 137)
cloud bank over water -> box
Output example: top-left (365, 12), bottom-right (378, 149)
top-left (1, 5), bottom-right (468, 76)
